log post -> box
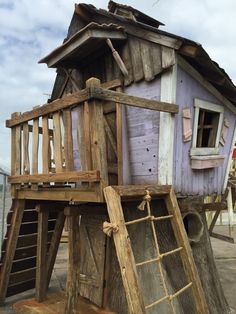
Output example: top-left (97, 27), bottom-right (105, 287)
top-left (64, 207), bottom-right (80, 314)
top-left (86, 77), bottom-right (108, 196)
top-left (35, 204), bottom-right (49, 302)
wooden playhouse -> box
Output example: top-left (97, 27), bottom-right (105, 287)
top-left (1, 1), bottom-right (236, 313)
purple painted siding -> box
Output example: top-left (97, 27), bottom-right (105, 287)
top-left (175, 66), bottom-right (236, 195)
top-left (123, 78), bottom-right (161, 184)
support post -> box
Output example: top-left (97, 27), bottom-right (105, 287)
top-left (46, 210), bottom-right (66, 288)
top-left (64, 207), bottom-right (80, 314)
top-left (35, 205), bottom-right (49, 302)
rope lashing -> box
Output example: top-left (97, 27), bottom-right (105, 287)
top-left (137, 190), bottom-right (152, 211)
top-left (103, 221), bottom-right (119, 237)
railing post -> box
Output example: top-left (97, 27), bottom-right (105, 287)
top-left (11, 112), bottom-right (21, 198)
top-left (86, 78), bottom-right (108, 191)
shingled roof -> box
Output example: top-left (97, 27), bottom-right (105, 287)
top-left (40, 1), bottom-right (236, 106)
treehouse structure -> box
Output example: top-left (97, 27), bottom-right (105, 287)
top-left (1, 1), bottom-right (236, 314)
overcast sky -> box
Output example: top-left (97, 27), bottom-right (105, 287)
top-left (0, 0), bottom-right (236, 169)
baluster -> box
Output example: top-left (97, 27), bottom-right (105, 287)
top-left (42, 116), bottom-right (50, 174)
top-left (53, 112), bottom-right (63, 172)
top-left (11, 113), bottom-right (21, 197)
top-left (32, 111), bottom-right (39, 189)
top-left (23, 122), bottom-right (30, 175)
top-left (64, 109), bottom-right (74, 171)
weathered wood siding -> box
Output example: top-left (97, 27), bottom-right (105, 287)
top-left (123, 78), bottom-right (161, 184)
top-left (174, 66), bottom-right (236, 196)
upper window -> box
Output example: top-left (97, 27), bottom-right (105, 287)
top-left (191, 99), bottom-right (224, 156)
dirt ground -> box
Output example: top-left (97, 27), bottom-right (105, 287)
top-left (0, 225), bottom-right (235, 314)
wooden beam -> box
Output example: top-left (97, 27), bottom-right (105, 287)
top-left (165, 188), bottom-right (209, 314)
top-left (113, 185), bottom-right (171, 197)
top-left (158, 63), bottom-right (177, 185)
top-left (6, 88), bottom-right (90, 128)
top-left (87, 78), bottom-right (108, 187)
top-left (17, 188), bottom-right (102, 203)
top-left (91, 87), bottom-right (179, 113)
top-left (116, 86), bottom-right (123, 185)
top-left (47, 211), bottom-right (66, 288)
top-left (42, 117), bottom-right (50, 174)
top-left (53, 112), bottom-right (63, 172)
top-left (23, 123), bottom-right (30, 175)
top-left (103, 116), bottom-right (117, 156)
top-left (210, 232), bottom-right (234, 243)
top-left (101, 79), bottom-right (122, 90)
top-left (36, 208), bottom-right (49, 302)
top-left (9, 170), bottom-right (101, 184)
top-left (0, 200), bottom-right (25, 305)
top-left (63, 109), bottom-right (74, 171)
top-left (103, 186), bottom-right (146, 314)
top-left (64, 207), bottom-right (81, 314)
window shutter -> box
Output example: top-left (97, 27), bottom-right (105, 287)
top-left (182, 108), bottom-right (192, 142)
top-left (220, 118), bottom-right (230, 146)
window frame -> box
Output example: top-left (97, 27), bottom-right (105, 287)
top-left (190, 99), bottom-right (224, 156)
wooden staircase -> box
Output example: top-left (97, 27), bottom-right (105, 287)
top-left (0, 200), bottom-right (65, 304)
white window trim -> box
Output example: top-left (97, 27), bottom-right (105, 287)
top-left (190, 99), bottom-right (224, 156)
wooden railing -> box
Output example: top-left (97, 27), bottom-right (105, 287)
top-left (6, 77), bottom-right (178, 202)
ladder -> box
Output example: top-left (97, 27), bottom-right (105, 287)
top-left (0, 199), bottom-right (65, 304)
top-left (104, 185), bottom-right (209, 314)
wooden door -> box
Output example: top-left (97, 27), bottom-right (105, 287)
top-left (79, 214), bottom-right (106, 307)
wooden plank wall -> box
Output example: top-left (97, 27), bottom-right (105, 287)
top-left (122, 78), bottom-right (161, 185)
top-left (174, 66), bottom-right (236, 196)
top-left (79, 35), bottom-right (175, 88)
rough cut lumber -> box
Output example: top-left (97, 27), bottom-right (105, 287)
top-left (23, 123), bottom-right (30, 175)
top-left (116, 87), bottom-right (123, 185)
top-left (63, 109), bottom-right (74, 171)
top-left (104, 186), bottom-right (146, 314)
top-left (42, 116), bottom-right (50, 174)
top-left (17, 188), bottom-right (102, 203)
top-left (8, 171), bottom-right (100, 184)
top-left (165, 188), bottom-right (209, 314)
top-left (6, 88), bottom-right (90, 128)
top-left (64, 207), bottom-right (81, 314)
top-left (90, 87), bottom-right (179, 113)
top-left (113, 185), bottom-right (171, 197)
top-left (87, 78), bottom-right (108, 186)
top-left (0, 200), bottom-right (25, 305)
top-left (36, 209), bottom-right (49, 302)
top-left (47, 211), bottom-right (66, 288)
top-left (52, 112), bottom-right (63, 172)
top-left (32, 115), bottom-right (39, 175)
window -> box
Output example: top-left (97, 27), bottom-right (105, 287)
top-left (196, 109), bottom-right (220, 148)
top-left (191, 99), bottom-right (224, 156)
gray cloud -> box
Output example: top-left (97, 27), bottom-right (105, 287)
top-left (0, 0), bottom-right (235, 167)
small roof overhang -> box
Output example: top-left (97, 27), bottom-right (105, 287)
top-left (39, 22), bottom-right (127, 68)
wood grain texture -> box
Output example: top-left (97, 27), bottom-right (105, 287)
top-left (53, 112), bottom-right (63, 172)
top-left (32, 116), bottom-right (39, 174)
top-left (47, 211), bottom-right (65, 288)
top-left (6, 88), bottom-right (90, 128)
top-left (91, 87), bottom-right (178, 113)
top-left (64, 208), bottom-right (81, 314)
top-left (165, 188), bottom-right (209, 314)
top-left (23, 123), bottom-right (30, 175)
top-left (42, 116), bottom-right (50, 174)
top-left (35, 209), bottom-right (49, 302)
top-left (63, 109), bottom-right (74, 171)
top-left (9, 170), bottom-right (100, 184)
top-left (79, 215), bottom-right (106, 306)
top-left (0, 200), bottom-right (25, 305)
top-left (104, 186), bottom-right (146, 314)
